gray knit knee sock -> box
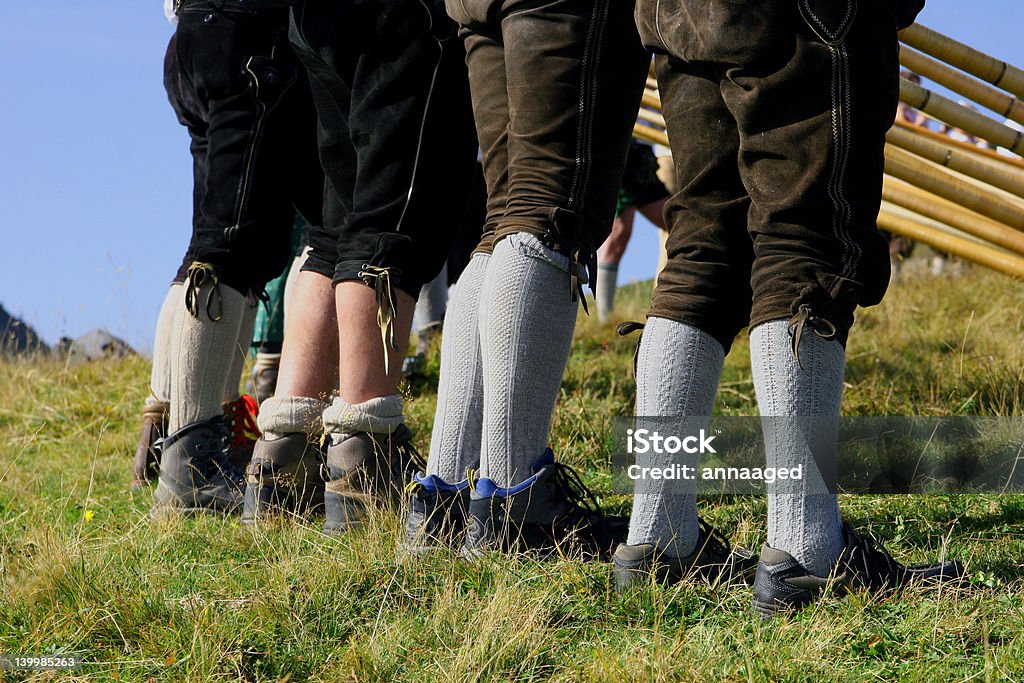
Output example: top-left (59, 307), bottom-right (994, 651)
top-left (626, 316), bottom-right (724, 557)
top-left (596, 263), bottom-right (619, 323)
top-left (149, 283), bottom-right (182, 405)
top-left (223, 299), bottom-right (257, 402)
top-left (170, 283), bottom-right (246, 431)
top-left (427, 253), bottom-right (489, 482)
top-left (479, 233), bottom-right (579, 488)
top-left (751, 319), bottom-right (845, 577)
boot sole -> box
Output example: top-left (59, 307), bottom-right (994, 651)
top-left (150, 482), bottom-right (242, 518)
top-left (751, 591), bottom-right (815, 620)
top-left (752, 596), bottom-right (783, 620)
top-left (241, 483), bottom-right (325, 525)
top-left (322, 489), bottom-right (375, 535)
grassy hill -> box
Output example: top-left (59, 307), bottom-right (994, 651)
top-left (0, 265), bottom-right (1022, 681)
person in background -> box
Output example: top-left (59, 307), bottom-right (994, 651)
top-left (595, 141), bottom-right (670, 323)
top-left (883, 70), bottom-right (928, 280)
top-left (247, 216), bottom-right (309, 405)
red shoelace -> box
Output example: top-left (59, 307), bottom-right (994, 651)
top-left (225, 394), bottom-right (261, 449)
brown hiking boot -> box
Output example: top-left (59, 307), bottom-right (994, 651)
top-left (131, 400), bottom-right (169, 488)
top-left (242, 432), bottom-right (327, 523)
top-left (323, 424), bottom-right (424, 534)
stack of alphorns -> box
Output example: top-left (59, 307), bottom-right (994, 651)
top-left (634, 24), bottom-right (1024, 279)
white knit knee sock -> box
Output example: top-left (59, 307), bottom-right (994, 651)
top-left (170, 282), bottom-right (246, 431)
top-left (596, 263), bottom-right (619, 323)
top-left (479, 233), bottom-right (579, 487)
top-left (321, 395), bottom-right (404, 436)
top-left (258, 395), bottom-right (328, 439)
top-left (223, 299), bottom-right (257, 402)
top-left (149, 283), bottom-right (182, 405)
top-left (751, 319), bottom-right (845, 577)
top-left (427, 253), bottom-right (489, 482)
top-left (626, 316), bottom-right (724, 557)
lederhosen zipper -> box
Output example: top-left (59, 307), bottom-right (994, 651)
top-left (232, 47), bottom-right (273, 242)
top-left (790, 1), bottom-right (857, 365)
top-left (543, 0), bottom-right (611, 315)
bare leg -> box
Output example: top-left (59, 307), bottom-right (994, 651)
top-left (275, 270), bottom-right (339, 400)
top-left (334, 281), bottom-right (415, 404)
top-left (597, 208), bottom-right (635, 322)
top-left (246, 269), bottom-right (340, 523)
top-left (598, 206), bottom-right (636, 265)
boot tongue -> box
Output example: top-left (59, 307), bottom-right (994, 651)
top-left (531, 448), bottom-right (556, 473)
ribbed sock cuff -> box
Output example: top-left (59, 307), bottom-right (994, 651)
top-left (321, 395), bottom-right (404, 435)
top-left (257, 395), bottom-right (328, 437)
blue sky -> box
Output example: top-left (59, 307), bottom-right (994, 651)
top-left (1, 1), bottom-right (1021, 352)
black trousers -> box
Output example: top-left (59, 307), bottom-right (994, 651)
top-left (290, 0), bottom-right (478, 299)
top-left (447, 0), bottom-right (650, 270)
top-left (640, 0), bottom-right (922, 350)
top-left (166, 1), bottom-right (323, 298)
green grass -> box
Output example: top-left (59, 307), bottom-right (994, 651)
top-left (1, 264), bottom-right (1023, 681)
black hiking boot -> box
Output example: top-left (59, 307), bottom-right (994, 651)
top-left (613, 520), bottom-right (758, 592)
top-left (400, 472), bottom-right (473, 557)
top-left (752, 522), bottom-right (968, 619)
top-left (151, 416), bottom-right (245, 516)
top-left (462, 449), bottom-right (628, 560)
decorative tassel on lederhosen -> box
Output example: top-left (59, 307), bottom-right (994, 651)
top-left (787, 304), bottom-right (837, 370)
top-left (184, 262), bottom-right (223, 321)
top-left (358, 264), bottom-right (400, 375)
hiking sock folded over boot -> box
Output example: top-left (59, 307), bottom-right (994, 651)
top-left (243, 396), bottom-right (329, 523)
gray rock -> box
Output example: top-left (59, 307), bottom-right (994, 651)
top-left (58, 329), bottom-right (136, 365)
